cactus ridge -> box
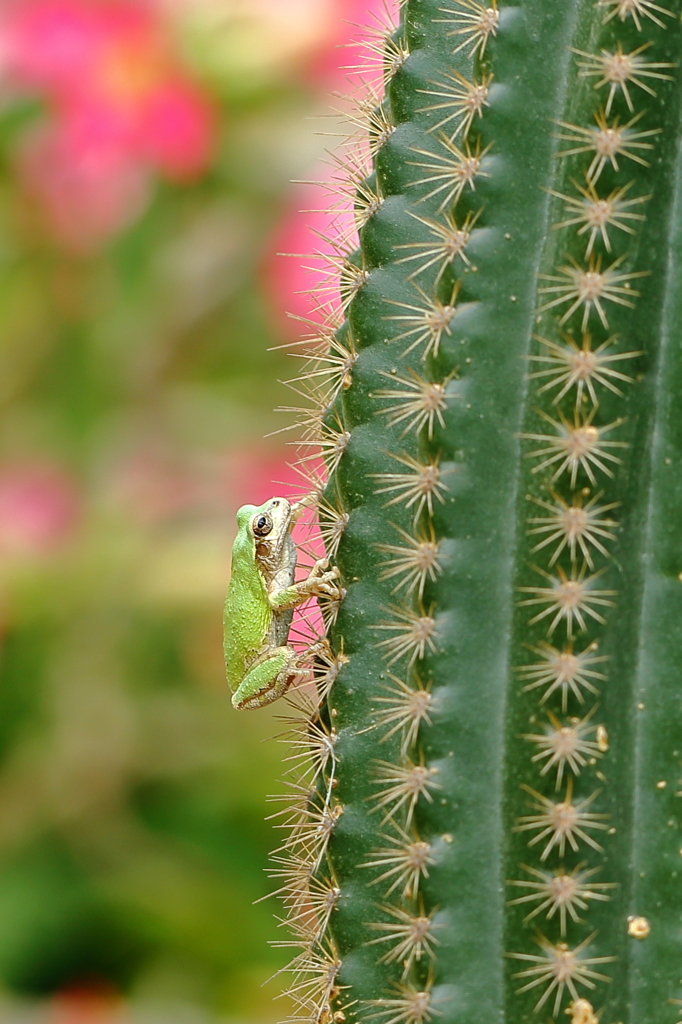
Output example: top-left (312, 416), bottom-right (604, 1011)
top-left (261, 0), bottom-right (682, 1022)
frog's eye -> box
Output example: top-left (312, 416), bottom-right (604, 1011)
top-left (253, 513), bottom-right (273, 537)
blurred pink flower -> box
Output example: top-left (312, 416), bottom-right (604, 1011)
top-left (304, 0), bottom-right (401, 90)
top-left (18, 119), bottom-right (150, 250)
top-left (2, 0), bottom-right (104, 96)
top-left (2, 0), bottom-right (215, 248)
top-left (264, 173), bottom-right (358, 338)
top-left (264, 0), bottom-right (399, 338)
top-left (138, 75), bottom-right (214, 179)
top-left (0, 462), bottom-right (79, 557)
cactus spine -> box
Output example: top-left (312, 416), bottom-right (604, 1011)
top-left (265, 1), bottom-right (682, 1022)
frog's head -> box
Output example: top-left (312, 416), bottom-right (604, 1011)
top-left (237, 496), bottom-right (295, 566)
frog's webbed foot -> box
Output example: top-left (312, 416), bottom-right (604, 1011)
top-left (302, 559), bottom-right (344, 601)
top-left (269, 561), bottom-right (344, 611)
top-left (232, 645), bottom-right (302, 710)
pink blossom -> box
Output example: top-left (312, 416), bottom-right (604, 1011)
top-left (304, 0), bottom-right (402, 91)
top-left (263, 0), bottom-right (399, 337)
top-left (1, 0), bottom-right (215, 248)
top-left (137, 76), bottom-right (214, 181)
top-left (2, 0), bottom-right (105, 97)
top-left (263, 175), bottom-right (355, 338)
top-left (0, 463), bottom-right (79, 557)
top-left (18, 119), bottom-right (149, 249)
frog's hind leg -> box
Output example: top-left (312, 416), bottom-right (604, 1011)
top-left (231, 646), bottom-right (299, 710)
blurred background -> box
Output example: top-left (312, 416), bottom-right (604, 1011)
top-left (0, 1), bottom-right (388, 1021)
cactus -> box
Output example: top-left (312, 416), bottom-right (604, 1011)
top-left (263, 1), bottom-right (682, 1023)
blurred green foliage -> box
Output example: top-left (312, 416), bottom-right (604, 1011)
top-left (0, 0), bottom-right (348, 1017)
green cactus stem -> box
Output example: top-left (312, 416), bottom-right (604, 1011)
top-left (263, 1), bottom-right (682, 1023)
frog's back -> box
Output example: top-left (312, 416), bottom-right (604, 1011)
top-left (223, 527), bottom-right (270, 689)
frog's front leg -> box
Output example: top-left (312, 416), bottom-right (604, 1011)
top-left (269, 560), bottom-right (343, 611)
top-left (231, 646), bottom-right (299, 710)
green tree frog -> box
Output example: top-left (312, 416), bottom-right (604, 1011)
top-left (224, 496), bottom-right (342, 709)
